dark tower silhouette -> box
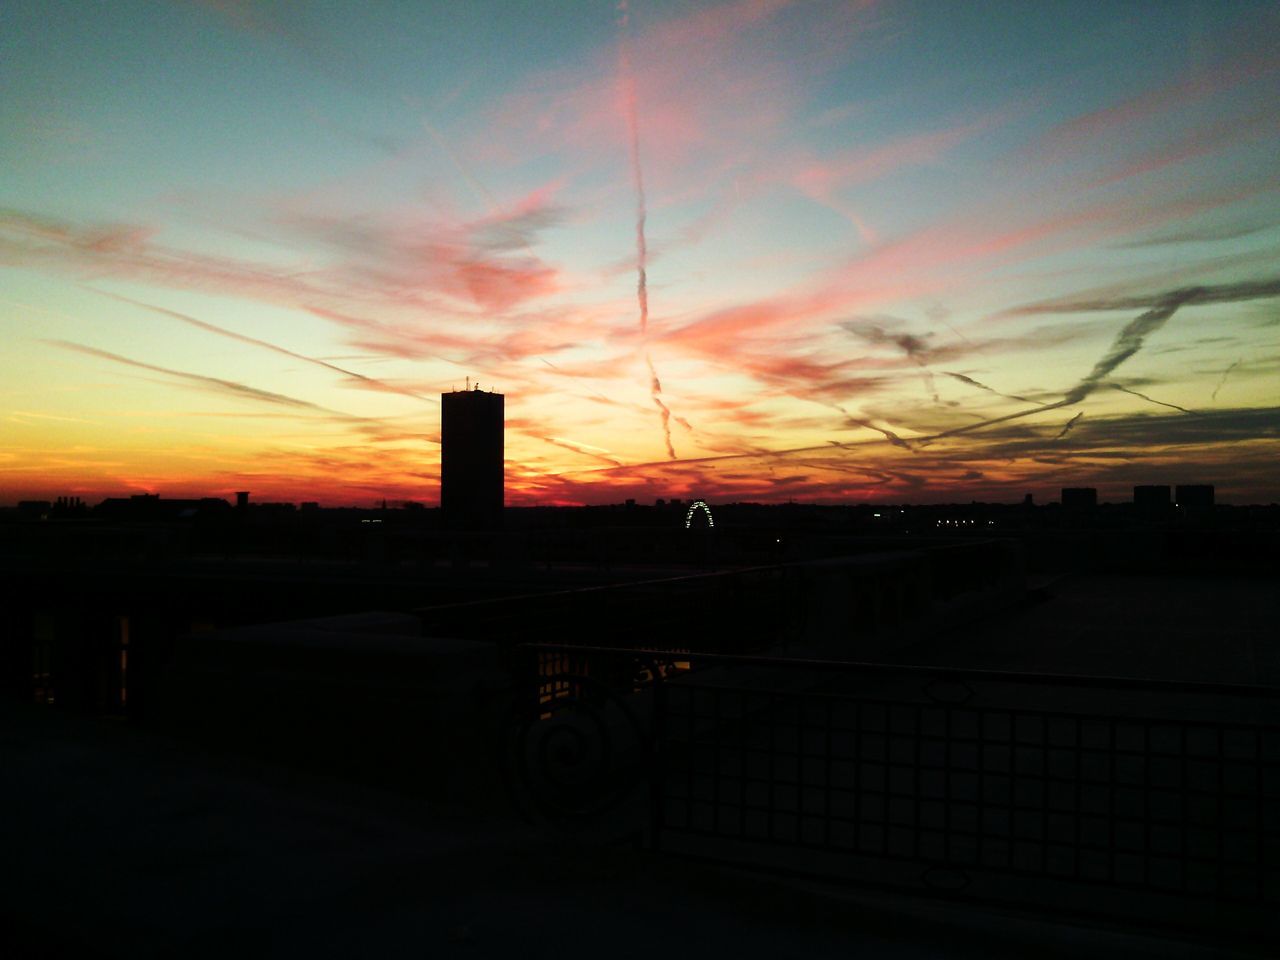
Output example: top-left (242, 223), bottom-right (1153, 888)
top-left (441, 384), bottom-right (504, 530)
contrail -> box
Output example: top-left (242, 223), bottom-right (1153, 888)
top-left (943, 371), bottom-right (1031, 403)
top-left (835, 404), bottom-right (914, 451)
top-left (1055, 411), bottom-right (1083, 439)
top-left (620, 2), bottom-right (648, 337)
top-left (1211, 359), bottom-right (1240, 401)
top-left (1002, 278), bottom-right (1280, 318)
top-left (541, 403), bottom-right (1280, 481)
top-left (652, 396), bottom-right (676, 459)
top-left (1061, 288), bottom-right (1201, 404)
top-left (96, 290), bottom-right (439, 404)
top-left (644, 353), bottom-right (661, 396)
top-left (1110, 382), bottom-right (1195, 414)
top-left (842, 321), bottom-right (941, 403)
top-left (620, 1), bottom-right (676, 459)
top-left (541, 436), bottom-right (623, 467)
top-left (646, 353), bottom-right (675, 459)
top-left (421, 117), bottom-right (544, 262)
top-left (47, 339), bottom-right (377, 423)
top-left (922, 288), bottom-right (1204, 441)
top-left (851, 418), bottom-right (913, 450)
top-left (919, 367), bottom-right (940, 404)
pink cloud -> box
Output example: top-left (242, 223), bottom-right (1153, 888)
top-left (1090, 107), bottom-right (1280, 187)
top-left (1032, 24), bottom-right (1280, 163)
top-left (789, 115), bottom-right (998, 198)
top-left (1, 176), bottom-right (573, 331)
top-left (472, 0), bottom-right (878, 202)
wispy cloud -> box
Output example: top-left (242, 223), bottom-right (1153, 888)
top-left (942, 371), bottom-right (1030, 403)
top-left (1, 187), bottom-right (569, 322)
top-left (540, 435), bottom-right (623, 467)
top-left (47, 339), bottom-right (383, 425)
top-left (1032, 23), bottom-right (1280, 164)
top-left (95, 291), bottom-right (441, 405)
top-left (887, 279), bottom-right (1280, 443)
top-left (1003, 279), bottom-right (1280, 318)
top-left (1116, 220), bottom-right (1277, 248)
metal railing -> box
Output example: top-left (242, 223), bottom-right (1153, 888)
top-left (511, 645), bottom-right (1279, 941)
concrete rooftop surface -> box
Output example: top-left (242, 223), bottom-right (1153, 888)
top-left (895, 574), bottom-right (1280, 686)
top-left (1, 699), bottom-right (1261, 960)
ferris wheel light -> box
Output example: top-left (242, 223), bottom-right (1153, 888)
top-left (684, 499), bottom-right (714, 529)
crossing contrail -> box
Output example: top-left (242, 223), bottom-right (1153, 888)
top-left (924, 287), bottom-right (1215, 441)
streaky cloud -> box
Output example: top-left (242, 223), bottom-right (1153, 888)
top-left (921, 278), bottom-right (1280, 443)
top-left (95, 291), bottom-right (441, 405)
top-left (645, 353), bottom-right (676, 459)
top-left (1116, 220), bottom-right (1276, 248)
top-left (841, 317), bottom-right (940, 402)
top-left (1003, 278), bottom-right (1280, 318)
top-left (943, 371), bottom-right (1031, 403)
top-left (837, 405), bottom-right (914, 451)
top-left (46, 339), bottom-right (379, 425)
top-left (620, 3), bottom-right (678, 460)
top-left (539, 436), bottom-right (623, 467)
top-left (1110, 382), bottom-right (1195, 414)
top-left (1060, 288), bottom-right (1203, 405)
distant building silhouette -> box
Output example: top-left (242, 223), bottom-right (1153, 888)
top-left (441, 385), bottom-right (504, 530)
top-left (1133, 485), bottom-right (1170, 507)
top-left (1133, 485), bottom-right (1172, 520)
top-left (1061, 488), bottom-right (1097, 510)
top-left (95, 495), bottom-right (230, 520)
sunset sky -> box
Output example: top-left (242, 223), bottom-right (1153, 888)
top-left (3, 0), bottom-right (1278, 506)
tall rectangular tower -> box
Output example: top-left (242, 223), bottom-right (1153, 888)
top-left (440, 387), bottom-right (504, 530)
